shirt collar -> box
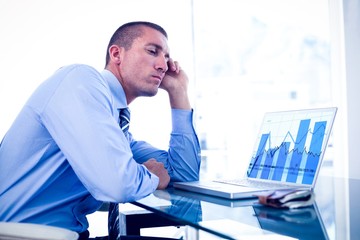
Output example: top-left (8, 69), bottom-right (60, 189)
top-left (101, 69), bottom-right (127, 110)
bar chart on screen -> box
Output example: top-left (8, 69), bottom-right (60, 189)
top-left (247, 109), bottom-right (335, 185)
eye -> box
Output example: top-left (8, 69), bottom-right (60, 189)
top-left (147, 48), bottom-right (157, 56)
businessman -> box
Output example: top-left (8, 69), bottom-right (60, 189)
top-left (0, 21), bottom-right (201, 239)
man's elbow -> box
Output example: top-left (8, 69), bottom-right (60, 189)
top-left (171, 167), bottom-right (200, 182)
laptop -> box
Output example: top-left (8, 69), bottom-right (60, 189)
top-left (174, 107), bottom-right (337, 199)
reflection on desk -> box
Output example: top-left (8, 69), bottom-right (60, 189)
top-left (152, 190), bottom-right (203, 223)
top-left (134, 188), bottom-right (328, 239)
top-left (253, 204), bottom-right (328, 240)
top-left (132, 176), bottom-right (360, 239)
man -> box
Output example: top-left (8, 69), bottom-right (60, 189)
top-left (0, 21), bottom-right (201, 238)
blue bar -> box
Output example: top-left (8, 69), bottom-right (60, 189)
top-left (260, 147), bottom-right (276, 179)
top-left (286, 119), bottom-right (311, 182)
top-left (272, 142), bottom-right (290, 181)
top-left (248, 133), bottom-right (269, 177)
top-left (302, 121), bottom-right (327, 184)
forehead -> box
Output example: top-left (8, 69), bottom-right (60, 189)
top-left (136, 27), bottom-right (170, 54)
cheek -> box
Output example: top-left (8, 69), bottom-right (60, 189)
top-left (120, 58), bottom-right (138, 75)
top-left (121, 53), bottom-right (153, 80)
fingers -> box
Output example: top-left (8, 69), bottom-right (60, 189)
top-left (143, 159), bottom-right (170, 189)
top-left (167, 58), bottom-right (180, 74)
top-left (143, 158), bottom-right (156, 166)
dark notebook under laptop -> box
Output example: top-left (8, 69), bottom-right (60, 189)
top-left (174, 107), bottom-right (337, 199)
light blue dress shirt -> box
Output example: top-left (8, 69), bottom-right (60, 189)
top-left (0, 64), bottom-right (201, 233)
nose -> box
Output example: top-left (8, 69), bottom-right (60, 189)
top-left (155, 55), bottom-right (168, 73)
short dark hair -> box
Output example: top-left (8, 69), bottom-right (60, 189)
top-left (105, 21), bottom-right (168, 66)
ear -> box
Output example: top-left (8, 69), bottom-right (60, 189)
top-left (108, 45), bottom-right (123, 65)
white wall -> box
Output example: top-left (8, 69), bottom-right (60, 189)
top-left (342, 0), bottom-right (360, 180)
top-left (330, 0), bottom-right (360, 180)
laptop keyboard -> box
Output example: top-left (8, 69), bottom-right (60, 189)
top-left (213, 178), bottom-right (294, 189)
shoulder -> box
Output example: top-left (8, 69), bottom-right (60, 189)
top-left (55, 64), bottom-right (107, 87)
top-left (58, 64), bottom-right (102, 78)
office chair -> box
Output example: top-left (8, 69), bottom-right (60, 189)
top-left (0, 222), bottom-right (79, 240)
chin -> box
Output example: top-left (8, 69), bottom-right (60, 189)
top-left (142, 89), bottom-right (158, 97)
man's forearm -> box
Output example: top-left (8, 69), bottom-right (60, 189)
top-left (168, 89), bottom-right (191, 110)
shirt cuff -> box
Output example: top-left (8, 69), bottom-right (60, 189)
top-left (171, 109), bottom-right (195, 133)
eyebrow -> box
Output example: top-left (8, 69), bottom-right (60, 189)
top-left (147, 43), bottom-right (170, 59)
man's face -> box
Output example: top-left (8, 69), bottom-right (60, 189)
top-left (119, 27), bottom-right (170, 100)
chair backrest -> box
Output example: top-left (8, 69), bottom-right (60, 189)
top-left (0, 222), bottom-right (78, 240)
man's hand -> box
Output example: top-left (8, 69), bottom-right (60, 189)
top-left (143, 159), bottom-right (170, 189)
top-left (159, 59), bottom-right (191, 110)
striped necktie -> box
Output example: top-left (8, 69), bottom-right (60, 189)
top-left (119, 108), bottom-right (130, 134)
top-left (108, 108), bottom-right (130, 240)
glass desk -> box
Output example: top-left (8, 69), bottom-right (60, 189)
top-left (123, 175), bottom-right (360, 239)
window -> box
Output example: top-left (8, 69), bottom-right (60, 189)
top-left (191, 0), bottom-right (332, 179)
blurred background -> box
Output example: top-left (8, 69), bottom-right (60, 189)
top-left (0, 0), bottom-right (358, 181)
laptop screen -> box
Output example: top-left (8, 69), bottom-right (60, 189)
top-left (246, 107), bottom-right (337, 186)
